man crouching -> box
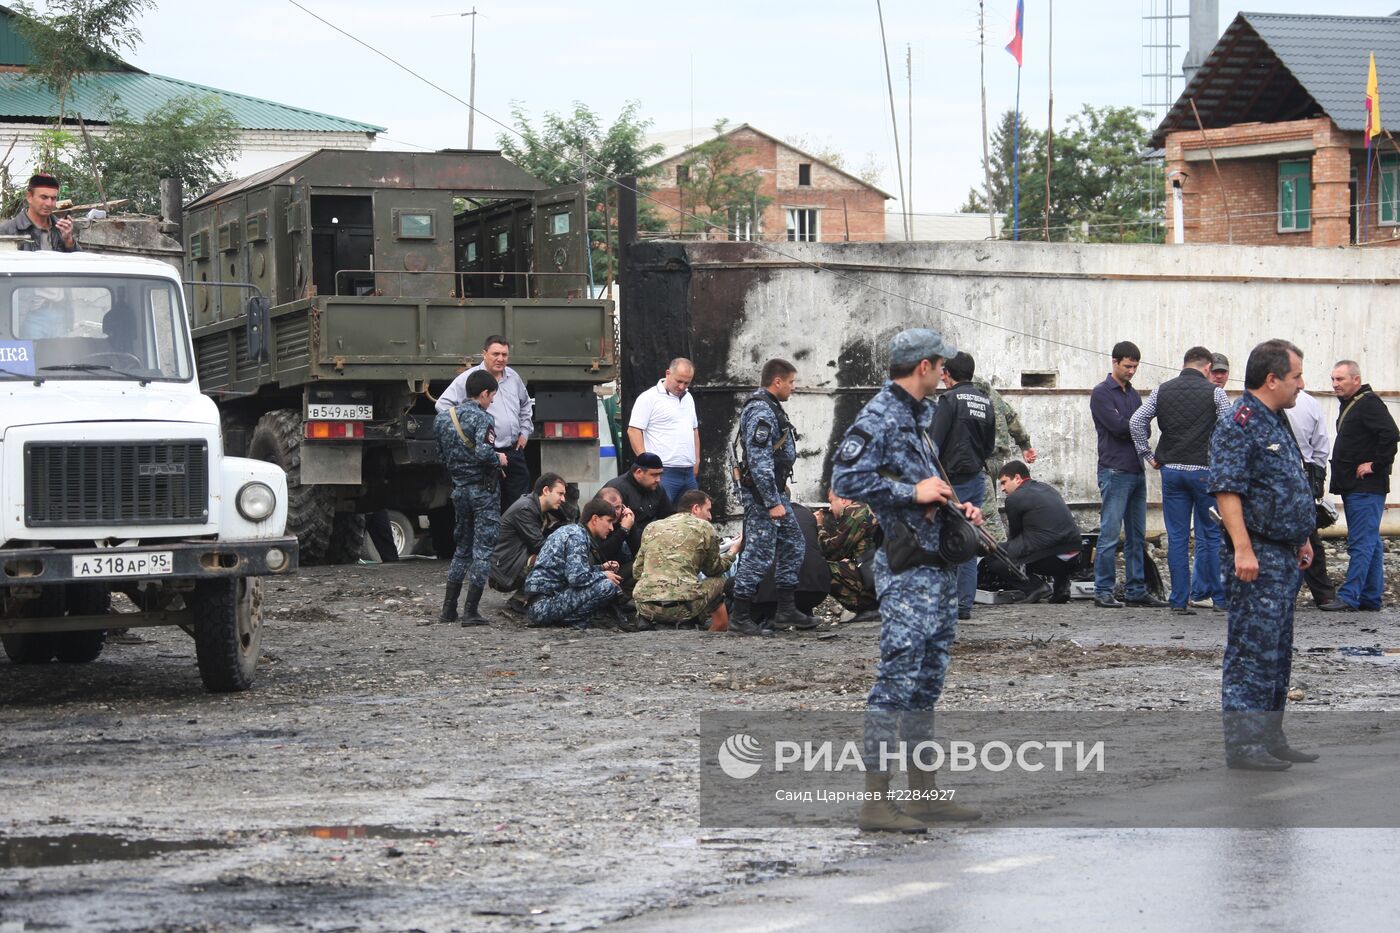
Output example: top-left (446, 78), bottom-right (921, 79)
top-left (524, 497), bottom-right (625, 629)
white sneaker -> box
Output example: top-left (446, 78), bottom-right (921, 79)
top-left (1189, 598), bottom-right (1213, 609)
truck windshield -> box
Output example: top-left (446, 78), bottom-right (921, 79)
top-left (0, 275), bottom-right (192, 382)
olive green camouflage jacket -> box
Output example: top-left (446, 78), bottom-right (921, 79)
top-left (632, 513), bottom-right (733, 604)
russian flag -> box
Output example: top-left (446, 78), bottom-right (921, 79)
top-left (1006, 0), bottom-right (1024, 67)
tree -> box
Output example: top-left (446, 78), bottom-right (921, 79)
top-left (12, 0), bottom-right (154, 123)
top-left (675, 119), bottom-right (770, 239)
top-left (498, 100), bottom-right (666, 283)
top-left (784, 134), bottom-right (884, 187)
top-left (54, 95), bottom-right (239, 212)
top-left (961, 105), bottom-right (1157, 243)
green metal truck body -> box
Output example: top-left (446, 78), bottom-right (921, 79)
top-left (183, 150), bottom-right (616, 562)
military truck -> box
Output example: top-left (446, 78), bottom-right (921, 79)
top-left (183, 151), bottom-right (616, 563)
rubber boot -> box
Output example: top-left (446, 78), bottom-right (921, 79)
top-left (438, 579), bottom-right (463, 623)
top-left (857, 771), bottom-right (927, 834)
top-left (460, 584), bottom-right (489, 627)
top-left (905, 766), bottom-right (982, 822)
top-left (727, 596), bottom-right (771, 637)
top-left (773, 588), bottom-right (819, 630)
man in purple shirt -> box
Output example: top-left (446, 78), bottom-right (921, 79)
top-left (1089, 341), bottom-right (1166, 609)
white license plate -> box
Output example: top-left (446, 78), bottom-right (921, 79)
top-left (308, 404), bottom-right (372, 420)
top-left (73, 551), bottom-right (175, 579)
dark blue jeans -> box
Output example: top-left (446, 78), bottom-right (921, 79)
top-left (1094, 467), bottom-right (1147, 600)
top-left (660, 466), bottom-right (699, 502)
top-left (1162, 468), bottom-right (1224, 608)
top-left (1339, 492), bottom-right (1386, 609)
top-left (952, 476), bottom-right (986, 613)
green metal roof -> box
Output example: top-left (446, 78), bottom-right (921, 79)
top-left (0, 70), bottom-right (383, 133)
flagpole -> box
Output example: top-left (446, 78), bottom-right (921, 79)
top-left (1012, 65), bottom-right (1022, 241)
top-left (1364, 146), bottom-right (1374, 243)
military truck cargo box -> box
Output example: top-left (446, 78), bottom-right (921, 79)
top-left (184, 150), bottom-right (616, 563)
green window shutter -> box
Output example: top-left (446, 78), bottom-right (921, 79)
top-left (1383, 169), bottom-right (1395, 225)
top-left (1279, 161), bottom-right (1311, 231)
top-left (1297, 172), bottom-right (1311, 230)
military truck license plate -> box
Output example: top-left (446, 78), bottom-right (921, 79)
top-left (308, 404), bottom-right (372, 419)
top-left (73, 551), bottom-right (174, 579)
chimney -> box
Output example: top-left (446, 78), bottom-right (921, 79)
top-left (1182, 0), bottom-right (1219, 83)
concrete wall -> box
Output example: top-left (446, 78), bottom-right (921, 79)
top-left (622, 238), bottom-right (1400, 528)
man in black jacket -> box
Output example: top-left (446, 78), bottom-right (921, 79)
top-left (490, 473), bottom-right (568, 608)
top-left (1326, 360), bottom-right (1399, 611)
top-left (603, 452), bottom-right (675, 556)
top-left (986, 461), bottom-right (1082, 603)
top-left (930, 352), bottom-right (996, 620)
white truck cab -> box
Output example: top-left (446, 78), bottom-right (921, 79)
top-left (0, 247), bottom-right (297, 691)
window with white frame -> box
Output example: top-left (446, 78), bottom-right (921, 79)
top-left (727, 207), bottom-right (755, 241)
top-left (785, 208), bottom-right (819, 242)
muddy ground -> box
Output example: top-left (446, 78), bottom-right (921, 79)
top-left (2, 558), bottom-right (1398, 932)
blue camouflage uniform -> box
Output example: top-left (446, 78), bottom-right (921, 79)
top-left (1209, 390), bottom-right (1315, 761)
top-left (435, 403), bottom-right (502, 588)
top-left (524, 524), bottom-right (621, 628)
top-left (733, 389), bottom-right (804, 599)
top-left (833, 380), bottom-right (958, 765)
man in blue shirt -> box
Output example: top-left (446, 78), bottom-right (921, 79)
top-left (437, 335), bottom-right (534, 509)
top-left (1089, 341), bottom-right (1167, 609)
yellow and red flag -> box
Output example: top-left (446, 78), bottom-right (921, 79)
top-left (1366, 52), bottom-right (1381, 148)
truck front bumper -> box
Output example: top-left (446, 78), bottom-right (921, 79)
top-left (0, 537), bottom-right (299, 587)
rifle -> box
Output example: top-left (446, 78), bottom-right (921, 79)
top-left (922, 433), bottom-right (1031, 585)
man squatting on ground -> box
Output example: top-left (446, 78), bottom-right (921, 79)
top-left (524, 498), bottom-right (626, 629)
top-left (1210, 339), bottom-right (1319, 771)
top-left (730, 358), bottom-right (810, 636)
top-left (490, 473), bottom-right (567, 612)
top-left (817, 490), bottom-right (881, 621)
top-left (982, 460), bottom-right (1081, 604)
top-left (434, 370), bottom-right (506, 626)
top-left (632, 490), bottom-right (743, 630)
top-left (833, 327), bottom-right (984, 833)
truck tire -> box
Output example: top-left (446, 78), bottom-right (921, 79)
top-left (384, 510), bottom-right (416, 558)
top-left (0, 588), bottom-right (67, 665)
top-left (190, 578), bottom-right (262, 693)
top-left (52, 584), bottom-right (110, 663)
top-left (325, 512), bottom-right (367, 565)
top-left (248, 409), bottom-right (335, 564)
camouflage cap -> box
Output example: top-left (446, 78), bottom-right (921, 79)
top-left (1210, 352), bottom-right (1230, 372)
top-left (889, 327), bottom-right (957, 369)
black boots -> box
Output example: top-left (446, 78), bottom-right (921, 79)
top-left (727, 596), bottom-right (771, 637)
top-left (773, 588), bottom-right (818, 629)
top-left (460, 584), bottom-right (489, 627)
top-left (439, 580), bottom-right (463, 623)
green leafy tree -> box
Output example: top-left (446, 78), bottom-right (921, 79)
top-left (675, 119), bottom-right (770, 239)
top-left (54, 95), bottom-right (239, 212)
top-left (12, 0), bottom-right (154, 124)
top-left (960, 109), bottom-right (1044, 223)
top-left (498, 100), bottom-right (666, 282)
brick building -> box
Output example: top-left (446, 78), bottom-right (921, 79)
top-left (647, 124), bottom-right (892, 242)
top-left (1152, 11), bottom-right (1400, 248)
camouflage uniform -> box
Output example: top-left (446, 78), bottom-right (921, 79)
top-left (974, 377), bottom-right (1032, 541)
top-left (733, 389), bottom-right (803, 599)
top-left (1209, 390), bottom-right (1315, 762)
top-left (833, 381), bottom-right (958, 763)
top-left (632, 512), bottom-right (734, 624)
top-left (817, 502), bottom-right (880, 612)
top-left (524, 524), bottom-right (621, 628)
top-left (434, 403), bottom-right (501, 588)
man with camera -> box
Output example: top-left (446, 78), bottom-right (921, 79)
top-left (832, 328), bottom-right (984, 833)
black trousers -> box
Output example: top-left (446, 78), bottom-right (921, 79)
top-left (497, 446), bottom-right (530, 512)
top-left (366, 509), bottom-right (398, 562)
top-left (1302, 529), bottom-right (1337, 605)
top-left (985, 553), bottom-right (1075, 593)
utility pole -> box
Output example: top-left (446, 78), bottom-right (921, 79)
top-left (876, 0), bottom-right (910, 241)
top-left (435, 8), bottom-right (481, 147)
top-left (979, 2), bottom-right (996, 238)
top-left (1043, 0), bottom-right (1053, 241)
top-left (907, 44), bottom-right (914, 233)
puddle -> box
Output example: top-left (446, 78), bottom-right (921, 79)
top-left (1, 833), bottom-right (228, 868)
top-left (294, 824), bottom-right (467, 841)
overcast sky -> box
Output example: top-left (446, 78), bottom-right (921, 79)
top-left (123, 0), bottom-right (1400, 214)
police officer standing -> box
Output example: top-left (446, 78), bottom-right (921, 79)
top-left (833, 328), bottom-right (983, 832)
top-left (730, 359), bottom-right (807, 635)
top-left (434, 369), bottom-right (506, 626)
top-left (1209, 339), bottom-right (1319, 771)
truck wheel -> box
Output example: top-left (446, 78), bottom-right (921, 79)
top-left (325, 512), bottom-right (368, 565)
top-left (248, 409), bottom-right (335, 564)
top-left (190, 578), bottom-right (262, 693)
top-left (1, 587), bottom-right (67, 664)
top-left (52, 584), bottom-right (110, 663)
top-left (384, 510), bottom-right (416, 558)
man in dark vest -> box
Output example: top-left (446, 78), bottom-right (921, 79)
top-left (1130, 346), bottom-right (1232, 614)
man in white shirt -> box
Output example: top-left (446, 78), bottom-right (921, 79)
top-left (627, 358), bottom-right (701, 502)
top-left (437, 335), bottom-right (533, 508)
top-left (1286, 389), bottom-right (1340, 608)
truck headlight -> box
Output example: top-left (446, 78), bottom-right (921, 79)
top-left (236, 482), bottom-right (276, 521)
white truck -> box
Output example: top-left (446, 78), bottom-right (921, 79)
top-left (0, 247), bottom-right (297, 692)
